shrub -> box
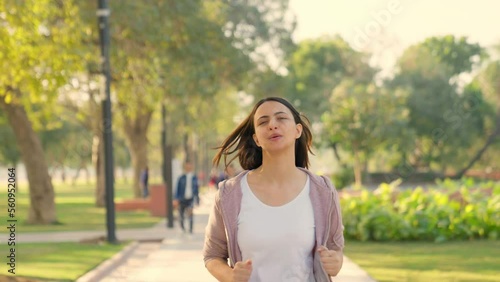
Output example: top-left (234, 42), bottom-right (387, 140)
top-left (331, 166), bottom-right (354, 190)
top-left (340, 179), bottom-right (500, 242)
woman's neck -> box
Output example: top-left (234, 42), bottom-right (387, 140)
top-left (254, 151), bottom-right (300, 182)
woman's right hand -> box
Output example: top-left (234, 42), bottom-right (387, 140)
top-left (232, 259), bottom-right (252, 282)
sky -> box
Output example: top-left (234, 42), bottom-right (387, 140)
top-left (289, 0), bottom-right (500, 74)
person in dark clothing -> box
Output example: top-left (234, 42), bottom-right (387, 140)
top-left (175, 161), bottom-right (199, 233)
top-left (140, 166), bottom-right (149, 198)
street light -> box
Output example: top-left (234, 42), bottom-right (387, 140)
top-left (97, 0), bottom-right (117, 244)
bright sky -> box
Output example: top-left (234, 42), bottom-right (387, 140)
top-left (289, 0), bottom-right (500, 74)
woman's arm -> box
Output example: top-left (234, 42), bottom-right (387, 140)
top-left (206, 258), bottom-right (234, 282)
top-left (203, 190), bottom-right (233, 280)
top-left (321, 176), bottom-right (345, 276)
top-left (207, 258), bottom-right (253, 282)
top-left (317, 245), bottom-right (343, 276)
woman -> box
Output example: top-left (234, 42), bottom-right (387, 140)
top-left (203, 97), bottom-right (344, 282)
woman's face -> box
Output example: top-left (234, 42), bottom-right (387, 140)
top-left (252, 101), bottom-right (302, 152)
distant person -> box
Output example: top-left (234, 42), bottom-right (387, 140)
top-left (140, 166), bottom-right (149, 198)
top-left (203, 97), bottom-right (344, 281)
top-left (209, 168), bottom-right (222, 190)
top-left (175, 161), bottom-right (199, 234)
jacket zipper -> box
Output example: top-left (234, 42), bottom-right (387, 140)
top-left (223, 217), bottom-right (235, 267)
top-left (219, 181), bottom-right (236, 267)
top-left (320, 190), bottom-right (335, 280)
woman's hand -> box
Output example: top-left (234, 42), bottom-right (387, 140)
top-left (317, 245), bottom-right (343, 276)
top-left (232, 259), bottom-right (252, 282)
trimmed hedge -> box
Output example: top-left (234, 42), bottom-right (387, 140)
top-left (340, 178), bottom-right (500, 242)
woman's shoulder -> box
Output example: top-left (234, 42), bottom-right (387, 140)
top-left (216, 170), bottom-right (249, 197)
top-left (298, 168), bottom-right (335, 191)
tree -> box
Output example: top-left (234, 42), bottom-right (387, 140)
top-left (322, 79), bottom-right (409, 186)
top-left (0, 0), bottom-right (84, 223)
top-left (59, 74), bottom-right (107, 205)
top-left (454, 60), bottom-right (500, 177)
top-left (38, 113), bottom-right (94, 184)
top-left (76, 0), bottom-right (295, 197)
top-left (421, 35), bottom-right (485, 76)
top-left (391, 36), bottom-right (486, 172)
top-left (106, 0), bottom-right (249, 197)
top-left (286, 36), bottom-right (376, 122)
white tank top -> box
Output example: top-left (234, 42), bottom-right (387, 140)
top-left (237, 173), bottom-right (316, 282)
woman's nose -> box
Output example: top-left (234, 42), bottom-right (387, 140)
top-left (268, 118), bottom-right (278, 130)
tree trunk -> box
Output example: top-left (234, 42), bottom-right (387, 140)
top-left (362, 160), bottom-right (371, 184)
top-left (123, 111), bottom-right (152, 198)
top-left (184, 133), bottom-right (190, 162)
top-left (72, 165), bottom-right (81, 186)
top-left (353, 148), bottom-right (363, 188)
top-left (92, 133), bottom-right (106, 207)
top-left (85, 93), bottom-right (106, 207)
top-left (60, 166), bottom-right (66, 183)
top-left (330, 142), bottom-right (343, 164)
top-left (0, 97), bottom-right (57, 224)
top-left (453, 113), bottom-right (500, 179)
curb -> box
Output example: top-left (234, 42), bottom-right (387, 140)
top-left (75, 241), bottom-right (140, 282)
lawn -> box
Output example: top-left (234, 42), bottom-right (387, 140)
top-left (0, 242), bottom-right (127, 281)
top-left (344, 239), bottom-right (500, 282)
top-left (0, 179), bottom-right (162, 233)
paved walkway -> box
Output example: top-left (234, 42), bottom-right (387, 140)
top-left (15, 190), bottom-right (376, 282)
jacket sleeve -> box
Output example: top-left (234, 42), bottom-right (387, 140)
top-left (174, 177), bottom-right (180, 200)
top-left (203, 189), bottom-right (229, 266)
top-left (323, 176), bottom-right (345, 251)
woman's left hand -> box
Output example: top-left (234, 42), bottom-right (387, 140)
top-left (317, 245), bottom-right (343, 276)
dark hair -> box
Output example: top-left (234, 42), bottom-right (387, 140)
top-left (213, 97), bottom-right (313, 170)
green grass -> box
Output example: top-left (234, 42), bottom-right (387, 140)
top-left (344, 239), bottom-right (500, 282)
top-left (0, 179), bottom-right (162, 233)
top-left (0, 242), bottom-right (127, 281)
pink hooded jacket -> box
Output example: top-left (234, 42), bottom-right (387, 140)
top-left (203, 168), bottom-right (344, 282)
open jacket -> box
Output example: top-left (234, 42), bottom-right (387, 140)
top-left (203, 168), bottom-right (344, 282)
top-left (175, 174), bottom-right (199, 202)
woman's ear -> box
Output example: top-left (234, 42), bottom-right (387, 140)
top-left (295, 123), bottom-right (303, 139)
top-left (253, 133), bottom-right (261, 147)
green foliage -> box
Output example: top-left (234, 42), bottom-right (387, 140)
top-left (478, 60), bottom-right (500, 107)
top-left (322, 79), bottom-right (410, 184)
top-left (331, 166), bottom-right (355, 190)
top-left (421, 35), bottom-right (485, 76)
top-left (331, 166), bottom-right (354, 190)
top-left (0, 0), bottom-right (85, 119)
top-left (39, 118), bottom-right (89, 169)
top-left (341, 180), bottom-right (500, 242)
top-left (0, 111), bottom-right (20, 166)
top-left (323, 80), bottom-right (409, 152)
top-left (390, 36), bottom-right (491, 170)
top-left (286, 36), bottom-right (376, 121)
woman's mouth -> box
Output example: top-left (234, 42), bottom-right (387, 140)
top-left (269, 134), bottom-right (282, 140)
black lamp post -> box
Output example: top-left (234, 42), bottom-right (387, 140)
top-left (97, 0), bottom-right (117, 244)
